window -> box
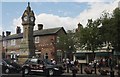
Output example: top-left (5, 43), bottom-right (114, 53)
top-left (30, 59), bottom-right (38, 63)
top-left (21, 38), bottom-right (23, 42)
top-left (3, 41), bottom-right (6, 47)
top-left (35, 36), bottom-right (39, 43)
top-left (57, 36), bottom-right (60, 43)
top-left (11, 39), bottom-right (16, 46)
top-left (45, 53), bottom-right (48, 59)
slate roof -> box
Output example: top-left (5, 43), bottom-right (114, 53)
top-left (2, 27), bottom-right (66, 40)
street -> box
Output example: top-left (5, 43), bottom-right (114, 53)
top-left (1, 73), bottom-right (119, 77)
top-left (1, 65), bottom-right (119, 77)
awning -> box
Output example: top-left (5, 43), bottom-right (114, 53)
top-left (114, 51), bottom-right (120, 56)
top-left (96, 52), bottom-right (111, 56)
top-left (75, 52), bottom-right (111, 57)
top-left (75, 53), bottom-right (85, 57)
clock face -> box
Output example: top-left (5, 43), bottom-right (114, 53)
top-left (30, 17), bottom-right (34, 22)
top-left (23, 16), bottom-right (28, 21)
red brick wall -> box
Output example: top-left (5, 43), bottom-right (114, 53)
top-left (35, 35), bottom-right (56, 60)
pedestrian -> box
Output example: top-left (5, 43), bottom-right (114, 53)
top-left (118, 64), bottom-right (120, 76)
top-left (66, 58), bottom-right (70, 73)
top-left (74, 60), bottom-right (79, 66)
top-left (51, 59), bottom-right (56, 65)
top-left (72, 66), bottom-right (77, 77)
top-left (71, 60), bottom-right (79, 77)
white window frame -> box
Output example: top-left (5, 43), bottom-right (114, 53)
top-left (57, 36), bottom-right (60, 43)
top-left (35, 36), bottom-right (39, 43)
top-left (11, 39), bottom-right (16, 46)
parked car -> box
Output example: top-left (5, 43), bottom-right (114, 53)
top-left (0, 59), bottom-right (21, 74)
top-left (22, 58), bottom-right (65, 76)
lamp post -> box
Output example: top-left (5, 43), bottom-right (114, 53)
top-left (94, 59), bottom-right (97, 74)
top-left (109, 50), bottom-right (114, 77)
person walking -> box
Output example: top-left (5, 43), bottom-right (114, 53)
top-left (71, 60), bottom-right (79, 77)
top-left (66, 58), bottom-right (70, 73)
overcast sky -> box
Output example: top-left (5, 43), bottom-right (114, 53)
top-left (0, 0), bottom-right (119, 35)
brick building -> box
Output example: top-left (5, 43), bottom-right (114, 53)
top-left (0, 3), bottom-right (66, 64)
top-left (1, 26), bottom-right (66, 63)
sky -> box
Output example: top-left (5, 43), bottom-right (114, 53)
top-left (0, 0), bottom-right (120, 35)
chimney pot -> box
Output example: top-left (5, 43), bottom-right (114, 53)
top-left (38, 24), bottom-right (43, 30)
top-left (16, 26), bottom-right (21, 34)
top-left (6, 31), bottom-right (11, 36)
top-left (2, 32), bottom-right (5, 37)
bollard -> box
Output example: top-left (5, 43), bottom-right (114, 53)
top-left (80, 64), bottom-right (83, 74)
top-left (94, 63), bottom-right (97, 74)
top-left (118, 64), bottom-right (120, 77)
top-left (110, 70), bottom-right (114, 77)
top-left (22, 68), bottom-right (25, 77)
top-left (67, 64), bottom-right (69, 73)
top-left (118, 70), bottom-right (120, 77)
top-left (72, 68), bottom-right (77, 77)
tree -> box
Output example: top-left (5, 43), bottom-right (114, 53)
top-left (112, 8), bottom-right (120, 52)
top-left (100, 8), bottom-right (120, 53)
top-left (56, 30), bottom-right (76, 60)
top-left (99, 12), bottom-right (114, 51)
top-left (75, 19), bottom-right (102, 60)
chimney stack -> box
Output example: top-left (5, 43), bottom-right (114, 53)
top-left (6, 31), bottom-right (11, 36)
top-left (38, 24), bottom-right (43, 30)
top-left (16, 26), bottom-right (21, 34)
top-left (76, 23), bottom-right (82, 32)
top-left (2, 32), bottom-right (5, 37)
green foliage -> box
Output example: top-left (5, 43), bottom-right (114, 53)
top-left (57, 7), bottom-right (120, 58)
top-left (100, 8), bottom-right (120, 51)
top-left (75, 19), bottom-right (102, 52)
top-left (56, 31), bottom-right (76, 53)
top-left (75, 7), bottom-right (120, 53)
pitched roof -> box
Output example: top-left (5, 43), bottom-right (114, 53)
top-left (34, 27), bottom-right (64, 36)
top-left (2, 27), bottom-right (66, 40)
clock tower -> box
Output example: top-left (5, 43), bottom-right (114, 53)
top-left (21, 2), bottom-right (35, 58)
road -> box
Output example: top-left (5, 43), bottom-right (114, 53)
top-left (1, 73), bottom-right (119, 77)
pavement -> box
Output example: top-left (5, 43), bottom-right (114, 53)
top-left (1, 73), bottom-right (119, 77)
top-left (1, 66), bottom-right (119, 77)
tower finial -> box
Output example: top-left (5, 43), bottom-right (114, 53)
top-left (28, 2), bottom-right (30, 7)
top-left (27, 2), bottom-right (31, 12)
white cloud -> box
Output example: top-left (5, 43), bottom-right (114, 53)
top-left (74, 0), bottom-right (114, 2)
top-left (35, 13), bottom-right (77, 31)
top-left (12, 0), bottom-right (119, 33)
top-left (12, 17), bottom-right (22, 33)
top-left (12, 14), bottom-right (78, 32)
top-left (76, 1), bottom-right (118, 26)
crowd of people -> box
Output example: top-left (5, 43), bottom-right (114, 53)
top-left (50, 57), bottom-right (119, 76)
top-left (88, 57), bottom-right (117, 68)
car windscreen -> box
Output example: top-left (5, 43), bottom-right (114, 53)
top-left (3, 59), bottom-right (11, 65)
top-left (43, 59), bottom-right (53, 65)
top-left (25, 58), bottom-right (43, 64)
top-left (2, 60), bottom-right (8, 65)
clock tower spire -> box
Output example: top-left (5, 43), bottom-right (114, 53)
top-left (21, 2), bottom-right (35, 58)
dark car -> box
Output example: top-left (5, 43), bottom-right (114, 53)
top-left (0, 59), bottom-right (21, 74)
top-left (22, 58), bottom-right (65, 76)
